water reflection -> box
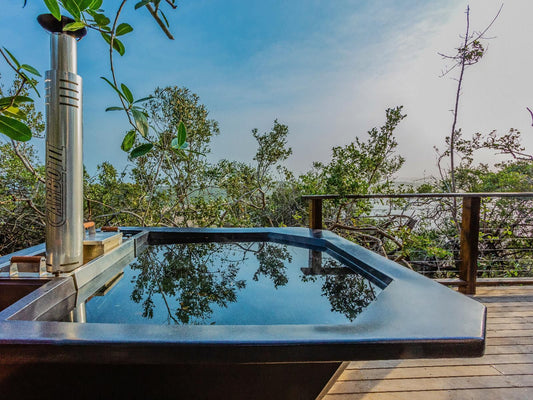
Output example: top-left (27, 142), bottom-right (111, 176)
top-left (104, 242), bottom-right (379, 325)
top-left (130, 243), bottom-right (247, 324)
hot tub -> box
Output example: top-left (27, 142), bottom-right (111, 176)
top-left (0, 228), bottom-right (486, 399)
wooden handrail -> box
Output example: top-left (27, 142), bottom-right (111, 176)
top-left (302, 192), bottom-right (533, 200)
top-left (304, 192), bottom-right (533, 295)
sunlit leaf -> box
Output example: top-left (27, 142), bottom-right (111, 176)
top-left (116, 23), bottom-right (133, 36)
top-left (2, 106), bottom-right (27, 120)
top-left (121, 84), bottom-right (134, 104)
top-left (130, 143), bottom-right (153, 158)
top-left (0, 115), bottom-right (32, 141)
top-left (0, 96), bottom-right (33, 107)
top-left (44, 0), bottom-right (61, 21)
top-left (121, 130), bottom-right (136, 152)
top-left (63, 21), bottom-right (86, 32)
top-left (132, 108), bottom-right (149, 137)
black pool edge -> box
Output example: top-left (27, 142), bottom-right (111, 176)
top-left (0, 227), bottom-right (486, 364)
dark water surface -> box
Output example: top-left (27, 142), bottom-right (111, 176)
top-left (85, 242), bottom-right (381, 325)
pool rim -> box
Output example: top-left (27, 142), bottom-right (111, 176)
top-left (0, 227), bottom-right (486, 364)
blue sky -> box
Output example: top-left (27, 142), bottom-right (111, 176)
top-left (1, 0), bottom-right (532, 179)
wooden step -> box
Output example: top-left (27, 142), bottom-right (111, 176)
top-left (83, 231), bottom-right (123, 264)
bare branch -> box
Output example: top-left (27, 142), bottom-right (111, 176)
top-left (145, 4), bottom-right (175, 40)
top-left (10, 140), bottom-right (45, 184)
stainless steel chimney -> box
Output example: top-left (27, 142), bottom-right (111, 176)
top-left (38, 15), bottom-right (87, 273)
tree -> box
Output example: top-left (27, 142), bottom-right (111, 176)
top-left (211, 120), bottom-right (294, 227)
top-left (300, 106), bottom-right (406, 229)
top-left (0, 77), bottom-right (46, 255)
top-left (85, 86), bottom-right (219, 227)
top-left (437, 5), bottom-right (502, 193)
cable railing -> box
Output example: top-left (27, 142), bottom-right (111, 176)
top-left (302, 192), bottom-right (533, 294)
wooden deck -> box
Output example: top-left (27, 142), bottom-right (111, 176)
top-left (323, 285), bottom-right (533, 399)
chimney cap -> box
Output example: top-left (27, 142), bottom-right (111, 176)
top-left (37, 14), bottom-right (87, 39)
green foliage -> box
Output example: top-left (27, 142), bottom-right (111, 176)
top-left (1, 1), bottom-right (179, 146)
top-left (302, 106), bottom-right (406, 197)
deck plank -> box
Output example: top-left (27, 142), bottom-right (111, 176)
top-left (324, 285), bottom-right (533, 399)
top-left (324, 387), bottom-right (533, 400)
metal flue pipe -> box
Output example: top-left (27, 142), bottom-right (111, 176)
top-left (38, 15), bottom-right (87, 273)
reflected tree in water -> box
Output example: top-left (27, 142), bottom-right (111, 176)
top-left (321, 259), bottom-right (377, 321)
top-left (128, 241), bottom-right (377, 325)
top-left (302, 257), bottom-right (378, 321)
top-left (130, 243), bottom-right (246, 324)
top-left (252, 243), bottom-right (292, 288)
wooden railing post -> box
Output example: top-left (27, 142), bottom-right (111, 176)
top-left (459, 196), bottom-right (480, 295)
top-left (309, 198), bottom-right (323, 229)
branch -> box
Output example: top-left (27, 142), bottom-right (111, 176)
top-left (10, 141), bottom-right (45, 184)
top-left (468, 4), bottom-right (503, 45)
top-left (146, 4), bottom-right (175, 40)
top-left (11, 195), bottom-right (45, 220)
top-left (84, 197), bottom-right (146, 225)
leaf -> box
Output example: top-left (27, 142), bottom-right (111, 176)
top-left (121, 84), bottom-right (134, 104)
top-left (178, 120), bottom-right (187, 147)
top-left (135, 1), bottom-right (151, 10)
top-left (0, 115), bottom-right (32, 141)
top-left (92, 12), bottom-right (110, 27)
top-left (171, 138), bottom-right (188, 150)
top-left (133, 96), bottom-right (153, 104)
top-left (78, 0), bottom-right (94, 11)
top-left (132, 108), bottom-right (149, 137)
top-left (2, 48), bottom-right (20, 68)
top-left (44, 0), bottom-right (61, 21)
top-left (112, 38), bottom-right (126, 56)
top-left (2, 106), bottom-right (27, 120)
top-left (159, 10), bottom-right (170, 27)
top-left (20, 73), bottom-right (40, 97)
top-left (121, 130), bottom-right (136, 152)
top-left (100, 33), bottom-right (125, 56)
top-left (88, 0), bottom-right (103, 10)
top-left (100, 76), bottom-right (126, 100)
top-left (20, 64), bottom-right (41, 77)
top-left (116, 23), bottom-right (133, 36)
top-left (0, 96), bottom-right (33, 107)
top-left (130, 143), bottom-right (153, 158)
top-left (105, 106), bottom-right (123, 112)
top-left (62, 0), bottom-right (81, 20)
top-left (63, 21), bottom-right (86, 32)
